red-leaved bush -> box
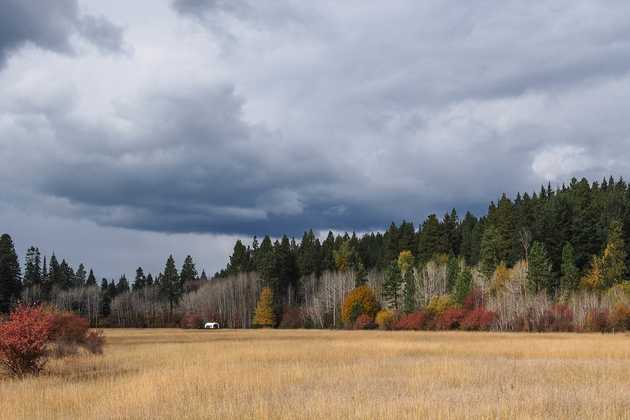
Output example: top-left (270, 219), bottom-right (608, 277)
top-left (540, 304), bottom-right (574, 332)
top-left (49, 310), bottom-right (105, 357)
top-left (460, 308), bottom-right (495, 331)
top-left (435, 308), bottom-right (466, 330)
top-left (0, 305), bottom-right (55, 377)
top-left (354, 314), bottom-right (377, 330)
top-left (393, 311), bottom-right (428, 330)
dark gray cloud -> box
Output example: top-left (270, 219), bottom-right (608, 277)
top-left (0, 0), bottom-right (124, 68)
top-left (3, 0), bottom-right (630, 246)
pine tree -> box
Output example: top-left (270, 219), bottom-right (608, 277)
top-left (117, 275), bottom-right (130, 294)
top-left (133, 267), bottom-right (146, 291)
top-left (199, 270), bottom-right (208, 282)
top-left (160, 255), bottom-right (181, 315)
top-left (601, 220), bottom-right (626, 288)
top-left (528, 241), bottom-right (553, 295)
top-left (75, 263), bottom-right (87, 288)
top-left (23, 246), bottom-right (41, 288)
top-left (253, 287), bottom-right (274, 327)
top-left (382, 261), bottom-right (402, 310)
top-left (446, 254), bottom-right (460, 292)
top-left (459, 212), bottom-right (478, 264)
top-left (86, 269), bottom-right (97, 287)
top-left (383, 222), bottom-right (400, 264)
top-left (453, 267), bottom-right (473, 304)
top-left (180, 255), bottom-right (198, 285)
top-left (228, 241), bottom-right (250, 274)
top-left (297, 230), bottom-right (321, 277)
top-left (58, 260), bottom-right (74, 290)
top-left (0, 234), bottom-right (22, 313)
top-left (560, 243), bottom-right (579, 291)
top-left (417, 215), bottom-right (447, 263)
top-left (398, 221), bottom-right (416, 256)
top-left (442, 209), bottom-right (461, 255)
top-left (47, 253), bottom-right (60, 294)
top-left (479, 226), bottom-right (500, 278)
top-left (146, 273), bottom-right (154, 287)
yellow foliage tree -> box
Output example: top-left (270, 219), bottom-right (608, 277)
top-left (375, 309), bottom-right (395, 330)
top-left (581, 256), bottom-right (603, 290)
top-left (489, 262), bottom-right (510, 295)
top-left (341, 285), bottom-right (380, 324)
top-left (253, 287), bottom-right (274, 327)
top-left (426, 294), bottom-right (456, 316)
top-left (397, 250), bottom-right (415, 275)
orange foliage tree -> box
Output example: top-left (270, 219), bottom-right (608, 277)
top-left (341, 285), bottom-right (380, 324)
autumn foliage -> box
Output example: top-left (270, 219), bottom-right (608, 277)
top-left (375, 309), bottom-right (395, 330)
top-left (341, 285), bottom-right (380, 324)
top-left (253, 287), bottom-right (275, 327)
top-left (353, 314), bottom-right (377, 330)
top-left (0, 306), bottom-right (104, 377)
top-left (392, 311), bottom-right (428, 330)
top-left (0, 305), bottom-right (55, 377)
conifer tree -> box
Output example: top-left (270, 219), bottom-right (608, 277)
top-left (0, 234), bottom-right (21, 313)
top-left (117, 275), bottom-right (130, 294)
top-left (479, 226), bottom-right (500, 278)
top-left (23, 246), bottom-right (41, 288)
top-left (382, 261), bottom-right (402, 310)
top-left (180, 255), bottom-right (198, 285)
top-left (75, 263), bottom-right (87, 288)
top-left (446, 254), bottom-right (460, 292)
top-left (417, 215), bottom-right (447, 263)
top-left (454, 267), bottom-right (473, 304)
top-left (199, 270), bottom-right (208, 282)
top-left (160, 255), bottom-right (181, 315)
top-left (601, 220), bottom-right (626, 288)
top-left (560, 243), bottom-right (579, 291)
top-left (86, 269), bottom-right (97, 287)
top-left (527, 241), bottom-right (553, 294)
top-left (133, 267), bottom-right (146, 291)
top-left (253, 287), bottom-right (274, 327)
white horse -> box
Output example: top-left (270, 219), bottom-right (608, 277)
top-left (204, 322), bottom-right (220, 329)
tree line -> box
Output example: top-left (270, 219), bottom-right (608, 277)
top-left (1, 176), bottom-right (630, 330)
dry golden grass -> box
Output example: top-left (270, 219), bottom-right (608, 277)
top-left (2, 329), bottom-right (630, 419)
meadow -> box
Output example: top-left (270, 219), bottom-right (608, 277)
top-left (2, 329), bottom-right (630, 419)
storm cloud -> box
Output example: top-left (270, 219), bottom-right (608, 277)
top-left (0, 0), bottom-right (124, 68)
top-left (2, 0), bottom-right (630, 275)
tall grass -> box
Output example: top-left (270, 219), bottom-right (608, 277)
top-left (2, 329), bottom-right (630, 419)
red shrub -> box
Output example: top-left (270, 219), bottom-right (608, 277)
top-left (279, 307), bottom-right (304, 329)
top-left (540, 304), bottom-right (573, 332)
top-left (354, 314), bottom-right (377, 330)
top-left (180, 313), bottom-right (204, 329)
top-left (393, 311), bottom-right (428, 330)
top-left (0, 305), bottom-right (55, 377)
top-left (49, 310), bottom-right (104, 357)
top-left (435, 308), bottom-right (466, 330)
top-left (460, 308), bottom-right (495, 331)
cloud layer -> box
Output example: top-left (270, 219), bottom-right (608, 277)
top-left (2, 0), bottom-right (630, 274)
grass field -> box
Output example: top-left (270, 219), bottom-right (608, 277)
top-left (2, 329), bottom-right (630, 419)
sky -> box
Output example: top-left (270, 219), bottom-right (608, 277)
top-left (1, 0), bottom-right (630, 279)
